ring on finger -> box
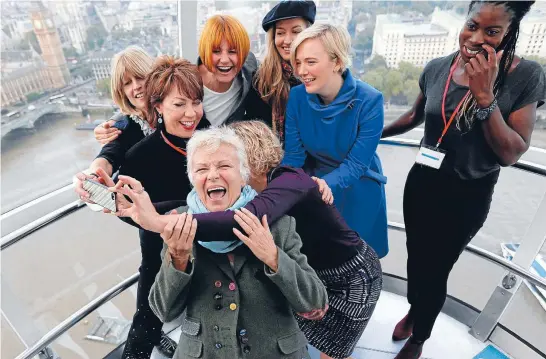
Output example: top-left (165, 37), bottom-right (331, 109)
top-left (134, 187), bottom-right (145, 194)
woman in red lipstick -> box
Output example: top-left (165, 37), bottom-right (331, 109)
top-left (107, 56), bottom-right (210, 359)
top-left (382, 1), bottom-right (545, 358)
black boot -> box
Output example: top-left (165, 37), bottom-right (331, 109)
top-left (394, 336), bottom-right (424, 359)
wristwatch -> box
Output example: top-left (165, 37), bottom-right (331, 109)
top-left (474, 98), bottom-right (498, 121)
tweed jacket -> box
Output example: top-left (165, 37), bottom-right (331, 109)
top-left (149, 209), bottom-right (327, 359)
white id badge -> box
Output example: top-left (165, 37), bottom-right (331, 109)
top-left (415, 146), bottom-right (445, 169)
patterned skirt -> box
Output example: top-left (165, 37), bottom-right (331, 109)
top-left (296, 242), bottom-right (383, 359)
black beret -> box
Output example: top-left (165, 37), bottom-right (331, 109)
top-left (262, 1), bottom-right (316, 32)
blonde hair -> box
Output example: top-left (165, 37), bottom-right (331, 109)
top-left (186, 126), bottom-right (250, 186)
top-left (110, 46), bottom-right (153, 116)
top-left (290, 23), bottom-right (351, 73)
top-left (198, 15), bottom-right (250, 73)
top-left (254, 20), bottom-right (310, 136)
top-left (230, 120), bottom-right (284, 177)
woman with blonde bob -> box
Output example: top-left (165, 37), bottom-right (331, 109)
top-left (106, 121), bottom-right (383, 359)
top-left (283, 24), bottom-right (389, 261)
top-left (74, 46), bottom-right (156, 202)
top-left (197, 14), bottom-right (261, 126)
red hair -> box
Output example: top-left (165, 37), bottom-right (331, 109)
top-left (198, 15), bottom-right (250, 73)
top-left (144, 56), bottom-right (203, 128)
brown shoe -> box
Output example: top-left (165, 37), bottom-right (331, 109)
top-left (394, 337), bottom-right (423, 359)
top-left (392, 313), bottom-right (414, 341)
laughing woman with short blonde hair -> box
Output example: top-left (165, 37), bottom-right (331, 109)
top-left (283, 23), bottom-right (389, 258)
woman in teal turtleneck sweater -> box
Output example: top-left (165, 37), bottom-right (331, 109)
top-left (282, 23), bottom-right (388, 259)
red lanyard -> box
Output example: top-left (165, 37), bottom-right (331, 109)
top-left (160, 131), bottom-right (187, 156)
top-left (437, 56), bottom-right (471, 147)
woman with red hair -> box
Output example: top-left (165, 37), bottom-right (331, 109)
top-left (99, 56), bottom-right (210, 359)
top-left (197, 14), bottom-right (262, 126)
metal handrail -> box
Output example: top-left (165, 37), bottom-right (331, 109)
top-left (10, 225), bottom-right (546, 359)
top-left (379, 137), bottom-right (546, 176)
top-left (13, 222), bottom-right (546, 359)
top-left (2, 137), bottom-right (544, 253)
top-left (14, 273), bottom-right (139, 359)
top-left (388, 221), bottom-right (546, 291)
top-left (1, 200), bottom-right (85, 251)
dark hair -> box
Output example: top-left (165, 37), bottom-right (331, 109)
top-left (144, 56), bottom-right (203, 128)
top-left (460, 1), bottom-right (534, 128)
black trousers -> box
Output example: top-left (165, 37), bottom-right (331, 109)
top-left (122, 229), bottom-right (164, 359)
top-left (403, 165), bottom-right (498, 341)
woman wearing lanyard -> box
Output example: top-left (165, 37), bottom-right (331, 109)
top-left (382, 1), bottom-right (545, 358)
top-left (107, 56), bottom-right (209, 359)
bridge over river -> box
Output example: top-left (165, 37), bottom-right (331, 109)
top-left (1, 102), bottom-right (116, 138)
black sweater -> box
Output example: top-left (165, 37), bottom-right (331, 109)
top-left (118, 120), bottom-right (209, 203)
top-left (96, 113), bottom-right (148, 172)
top-left (118, 120), bottom-right (209, 246)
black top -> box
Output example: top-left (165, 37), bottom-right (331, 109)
top-left (245, 64), bottom-right (302, 142)
top-left (197, 52), bottom-right (271, 125)
top-left (95, 113), bottom-right (149, 171)
top-left (244, 85), bottom-right (273, 128)
top-left (118, 119), bottom-right (210, 203)
top-left (420, 52), bottom-right (546, 180)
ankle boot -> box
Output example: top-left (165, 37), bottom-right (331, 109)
top-left (394, 336), bottom-right (423, 359)
top-left (392, 313), bottom-right (414, 341)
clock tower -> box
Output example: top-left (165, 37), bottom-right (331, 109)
top-left (31, 2), bottom-right (71, 88)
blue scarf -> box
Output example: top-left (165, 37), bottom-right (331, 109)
top-left (187, 185), bottom-right (257, 253)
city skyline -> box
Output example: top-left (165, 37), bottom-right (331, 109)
top-left (2, 0), bottom-right (545, 108)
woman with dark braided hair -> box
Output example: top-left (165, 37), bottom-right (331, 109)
top-left (382, 1), bottom-right (546, 358)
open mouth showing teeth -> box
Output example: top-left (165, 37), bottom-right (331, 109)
top-left (135, 93), bottom-right (143, 99)
top-left (465, 46), bottom-right (482, 56)
top-left (180, 121), bottom-right (196, 130)
top-left (217, 66), bottom-right (233, 73)
top-left (303, 78), bottom-right (315, 83)
top-left (207, 187), bottom-right (226, 200)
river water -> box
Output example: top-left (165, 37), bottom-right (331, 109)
top-left (1, 111), bottom-right (546, 255)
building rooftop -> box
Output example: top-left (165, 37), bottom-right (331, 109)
top-left (377, 13), bottom-right (449, 37)
top-left (2, 62), bottom-right (46, 81)
top-left (377, 13), bottom-right (426, 25)
top-left (405, 23), bottom-right (448, 37)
